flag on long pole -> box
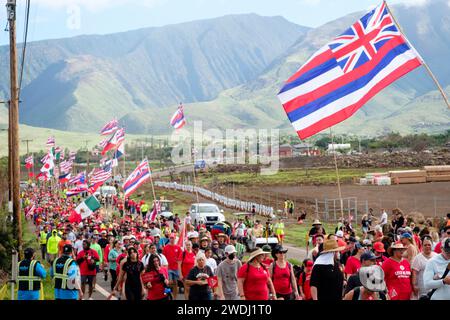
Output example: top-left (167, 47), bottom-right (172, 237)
top-left (277, 1), bottom-right (422, 140)
top-left (123, 159), bottom-right (151, 198)
top-left (170, 103), bottom-right (186, 130)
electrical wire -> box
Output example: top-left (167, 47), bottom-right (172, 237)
top-left (18, 0), bottom-right (30, 101)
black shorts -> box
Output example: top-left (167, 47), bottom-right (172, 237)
top-left (81, 275), bottom-right (95, 285)
top-left (276, 292), bottom-right (293, 300)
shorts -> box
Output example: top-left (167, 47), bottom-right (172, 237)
top-left (276, 292), bottom-right (293, 300)
top-left (168, 269), bottom-right (180, 281)
top-left (81, 275), bottom-right (95, 285)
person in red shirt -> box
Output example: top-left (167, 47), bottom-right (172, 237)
top-left (434, 226), bottom-right (450, 253)
top-left (373, 241), bottom-right (388, 266)
top-left (142, 254), bottom-right (170, 300)
top-left (382, 242), bottom-right (413, 300)
top-left (180, 241), bottom-right (196, 299)
top-left (163, 233), bottom-right (182, 299)
top-left (269, 245), bottom-right (299, 300)
top-left (298, 259), bottom-right (313, 300)
top-left (237, 248), bottom-right (277, 300)
top-left (344, 242), bottom-right (364, 278)
top-left (76, 240), bottom-right (100, 300)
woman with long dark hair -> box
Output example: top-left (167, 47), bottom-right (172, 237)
top-left (114, 247), bottom-right (145, 300)
top-left (142, 254), bottom-right (171, 300)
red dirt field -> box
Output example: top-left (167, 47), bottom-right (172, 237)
top-left (263, 182), bottom-right (450, 218)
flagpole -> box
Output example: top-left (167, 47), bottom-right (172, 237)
top-left (329, 128), bottom-right (344, 222)
top-left (385, 0), bottom-right (450, 109)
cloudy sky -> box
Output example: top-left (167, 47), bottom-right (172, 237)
top-left (0, 0), bottom-right (434, 45)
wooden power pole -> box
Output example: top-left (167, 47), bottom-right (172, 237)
top-left (7, 0), bottom-right (22, 254)
top-left (22, 139), bottom-right (32, 154)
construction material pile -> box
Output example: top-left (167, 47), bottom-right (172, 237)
top-left (389, 170), bottom-right (427, 184)
top-left (424, 165), bottom-right (450, 182)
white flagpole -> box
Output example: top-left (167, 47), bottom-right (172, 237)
top-left (385, 0), bottom-right (450, 109)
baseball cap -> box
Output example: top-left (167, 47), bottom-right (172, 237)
top-left (169, 233), bottom-right (176, 239)
top-left (401, 232), bottom-right (412, 239)
top-left (373, 242), bottom-right (385, 253)
top-left (355, 242), bottom-right (363, 249)
top-left (360, 251), bottom-right (377, 262)
top-left (224, 245), bottom-right (237, 255)
top-left (63, 244), bottom-right (73, 254)
top-left (335, 230), bottom-right (344, 238)
top-left (305, 260), bottom-right (314, 268)
top-left (362, 239), bottom-right (372, 246)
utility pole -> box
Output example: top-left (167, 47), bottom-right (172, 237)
top-left (21, 139), bottom-right (32, 154)
top-left (7, 0), bottom-right (22, 255)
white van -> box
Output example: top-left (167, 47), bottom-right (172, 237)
top-left (94, 186), bottom-right (117, 198)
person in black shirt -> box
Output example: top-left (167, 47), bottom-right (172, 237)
top-left (114, 247), bottom-right (145, 300)
top-left (309, 220), bottom-right (326, 245)
top-left (185, 252), bottom-right (214, 300)
top-left (310, 239), bottom-right (345, 301)
top-left (344, 251), bottom-right (377, 294)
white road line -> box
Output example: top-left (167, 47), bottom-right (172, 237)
top-left (95, 284), bottom-right (117, 300)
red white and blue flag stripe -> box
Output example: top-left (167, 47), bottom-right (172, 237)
top-left (100, 119), bottom-right (119, 136)
top-left (123, 159), bottom-right (151, 198)
top-left (277, 1), bottom-right (422, 140)
top-left (170, 103), bottom-right (186, 130)
top-left (66, 184), bottom-right (88, 197)
top-left (69, 171), bottom-right (86, 185)
top-left (46, 136), bottom-right (55, 147)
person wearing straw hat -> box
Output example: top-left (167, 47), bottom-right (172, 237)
top-left (310, 239), bottom-right (345, 300)
top-left (381, 242), bottom-right (413, 300)
top-left (237, 248), bottom-right (277, 300)
top-left (343, 265), bottom-right (389, 300)
top-left (308, 219), bottom-right (326, 247)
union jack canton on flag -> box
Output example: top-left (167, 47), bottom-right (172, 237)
top-left (277, 1), bottom-right (423, 140)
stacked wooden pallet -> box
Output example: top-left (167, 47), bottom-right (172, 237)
top-left (389, 170), bottom-right (427, 184)
top-left (424, 165), bottom-right (450, 182)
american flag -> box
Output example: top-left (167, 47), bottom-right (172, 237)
top-left (90, 167), bottom-right (112, 185)
top-left (277, 1), bottom-right (422, 140)
top-left (69, 171), bottom-right (86, 185)
top-left (60, 160), bottom-right (73, 174)
top-left (100, 119), bottom-right (119, 136)
top-left (46, 137), bottom-right (55, 147)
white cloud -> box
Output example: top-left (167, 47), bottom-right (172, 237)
top-left (34, 0), bottom-right (166, 12)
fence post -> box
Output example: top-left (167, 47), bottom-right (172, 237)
top-left (333, 199), bottom-right (337, 221)
top-left (315, 199), bottom-right (318, 220)
top-left (365, 200), bottom-right (368, 215)
top-left (434, 197), bottom-right (437, 217)
top-left (355, 198), bottom-right (358, 224)
top-left (324, 198), bottom-right (328, 222)
top-left (11, 249), bottom-right (18, 300)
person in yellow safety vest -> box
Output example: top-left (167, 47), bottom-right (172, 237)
top-left (38, 226), bottom-right (49, 261)
top-left (47, 229), bottom-right (61, 263)
top-left (51, 244), bottom-right (83, 300)
top-left (141, 202), bottom-right (149, 219)
top-left (17, 248), bottom-right (47, 300)
top-left (274, 218), bottom-right (285, 245)
top-left (284, 199), bottom-right (289, 216)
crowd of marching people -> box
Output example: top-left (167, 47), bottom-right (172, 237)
top-left (15, 182), bottom-right (450, 301)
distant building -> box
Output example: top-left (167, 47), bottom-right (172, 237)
top-left (327, 143), bottom-right (351, 154)
top-left (279, 144), bottom-right (293, 158)
top-left (293, 143), bottom-right (320, 156)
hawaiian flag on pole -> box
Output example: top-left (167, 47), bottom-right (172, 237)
top-left (66, 184), bottom-right (88, 197)
top-left (101, 128), bottom-right (125, 155)
top-left (277, 1), bottom-right (422, 140)
top-left (90, 167), bottom-right (112, 185)
top-left (100, 119), bottom-right (119, 136)
top-left (25, 155), bottom-right (34, 169)
top-left (112, 142), bottom-right (124, 167)
top-left (60, 160), bottom-right (73, 174)
top-left (148, 200), bottom-right (161, 222)
top-left (46, 136), bottom-right (55, 148)
top-left (170, 103), bottom-right (186, 130)
top-left (69, 151), bottom-right (77, 161)
top-left (123, 159), bottom-right (151, 198)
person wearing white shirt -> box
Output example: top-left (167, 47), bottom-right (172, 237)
top-left (423, 238), bottom-right (450, 300)
top-left (204, 247), bottom-right (217, 274)
top-left (142, 243), bottom-right (168, 268)
top-left (411, 237), bottom-right (437, 299)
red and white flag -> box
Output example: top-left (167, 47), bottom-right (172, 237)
top-left (25, 155), bottom-right (34, 169)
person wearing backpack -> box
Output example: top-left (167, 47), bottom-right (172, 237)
top-left (76, 239), bottom-right (100, 300)
top-left (343, 265), bottom-right (390, 300)
top-left (298, 259), bottom-right (313, 300)
top-left (269, 245), bottom-right (300, 300)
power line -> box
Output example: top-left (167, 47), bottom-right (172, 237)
top-left (18, 0), bottom-right (30, 101)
